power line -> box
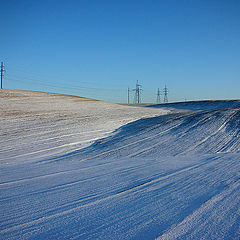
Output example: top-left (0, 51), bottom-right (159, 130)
top-left (6, 77), bottom-right (126, 101)
top-left (7, 66), bottom-right (127, 89)
top-left (5, 73), bottom-right (123, 92)
top-left (5, 65), bottom-right (170, 103)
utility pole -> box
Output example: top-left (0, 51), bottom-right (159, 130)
top-left (156, 88), bottom-right (161, 104)
top-left (128, 87), bottom-right (130, 104)
top-left (163, 85), bottom-right (168, 103)
top-left (1, 62), bottom-right (4, 89)
top-left (133, 80), bottom-right (142, 104)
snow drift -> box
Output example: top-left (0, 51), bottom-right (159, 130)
top-left (0, 89), bottom-right (240, 240)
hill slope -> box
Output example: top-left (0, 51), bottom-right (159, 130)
top-left (147, 99), bottom-right (240, 111)
top-left (0, 89), bottom-right (167, 164)
top-left (67, 107), bottom-right (239, 162)
top-left (1, 90), bottom-right (240, 240)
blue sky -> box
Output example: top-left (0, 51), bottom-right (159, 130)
top-left (1, 0), bottom-right (240, 103)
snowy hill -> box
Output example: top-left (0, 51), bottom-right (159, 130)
top-left (147, 99), bottom-right (240, 111)
top-left (1, 89), bottom-right (240, 239)
top-left (0, 89), bottom-right (167, 164)
top-left (61, 107), bottom-right (240, 162)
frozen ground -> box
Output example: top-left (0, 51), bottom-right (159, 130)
top-left (0, 89), bottom-right (240, 239)
top-left (0, 89), bottom-right (166, 165)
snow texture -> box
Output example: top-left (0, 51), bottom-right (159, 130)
top-left (0, 89), bottom-right (240, 240)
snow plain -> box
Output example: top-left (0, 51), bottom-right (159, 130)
top-left (0, 89), bottom-right (240, 240)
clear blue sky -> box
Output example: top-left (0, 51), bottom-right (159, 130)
top-left (1, 0), bottom-right (240, 103)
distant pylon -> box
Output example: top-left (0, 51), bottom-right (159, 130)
top-left (156, 88), bottom-right (161, 104)
top-left (1, 62), bottom-right (5, 89)
top-left (133, 80), bottom-right (142, 104)
top-left (127, 87), bottom-right (130, 104)
top-left (163, 85), bottom-right (168, 103)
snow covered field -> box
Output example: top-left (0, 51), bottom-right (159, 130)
top-left (0, 89), bottom-right (166, 164)
top-left (1, 89), bottom-right (240, 239)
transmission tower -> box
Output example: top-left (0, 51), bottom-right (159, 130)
top-left (163, 85), bottom-right (168, 103)
top-left (156, 88), bottom-right (161, 103)
top-left (1, 62), bottom-right (5, 89)
top-left (133, 80), bottom-right (142, 104)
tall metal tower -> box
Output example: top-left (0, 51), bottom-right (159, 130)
top-left (133, 80), bottom-right (142, 104)
top-left (163, 85), bottom-right (168, 103)
top-left (156, 88), bottom-right (161, 104)
top-left (1, 62), bottom-right (5, 89)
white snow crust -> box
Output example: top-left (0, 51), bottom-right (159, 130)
top-left (0, 89), bottom-right (240, 240)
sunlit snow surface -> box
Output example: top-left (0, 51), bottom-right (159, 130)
top-left (1, 89), bottom-right (240, 240)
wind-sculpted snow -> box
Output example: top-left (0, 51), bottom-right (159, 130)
top-left (1, 89), bottom-right (240, 239)
top-left (147, 99), bottom-right (240, 111)
top-left (55, 108), bottom-right (240, 162)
